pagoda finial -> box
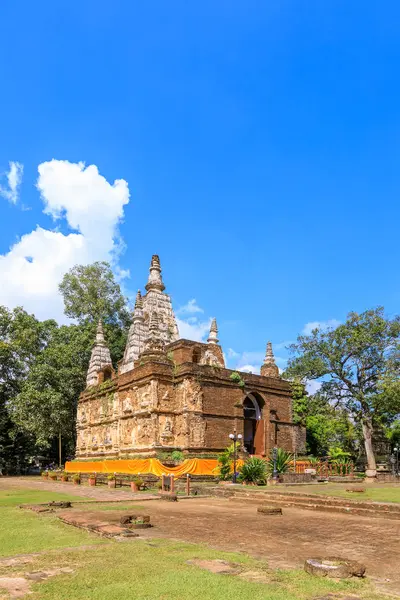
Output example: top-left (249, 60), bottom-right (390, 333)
top-left (207, 318), bottom-right (219, 344)
top-left (260, 341), bottom-right (280, 378)
top-left (135, 289), bottom-right (143, 309)
top-left (145, 254), bottom-right (166, 292)
top-left (132, 290), bottom-right (144, 323)
top-left (86, 320), bottom-right (112, 386)
top-left (265, 341), bottom-right (274, 362)
top-left (95, 319), bottom-right (106, 345)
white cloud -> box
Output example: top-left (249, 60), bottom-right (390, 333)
top-left (239, 364), bottom-right (259, 374)
top-left (0, 161), bottom-right (23, 204)
top-left (302, 319), bottom-right (341, 335)
top-left (176, 298), bottom-right (204, 315)
top-left (0, 160), bottom-right (130, 321)
top-left (176, 315), bottom-right (211, 342)
top-left (227, 348), bottom-right (239, 359)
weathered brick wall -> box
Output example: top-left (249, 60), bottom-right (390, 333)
top-left (76, 343), bottom-right (303, 459)
top-left (202, 384), bottom-right (243, 417)
top-left (204, 416), bottom-right (239, 450)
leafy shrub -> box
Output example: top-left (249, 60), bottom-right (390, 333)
top-left (72, 473), bottom-right (81, 483)
top-left (171, 450), bottom-right (184, 463)
top-left (328, 446), bottom-right (351, 460)
top-left (229, 372), bottom-right (245, 388)
top-left (216, 443), bottom-right (235, 480)
top-left (131, 477), bottom-right (144, 488)
top-left (239, 457), bottom-right (267, 485)
top-left (107, 474), bottom-right (116, 481)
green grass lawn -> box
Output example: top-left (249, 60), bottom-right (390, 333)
top-left (0, 488), bottom-right (390, 600)
top-left (6, 539), bottom-right (385, 600)
top-left (0, 489), bottom-right (105, 557)
top-left (273, 483), bottom-right (400, 503)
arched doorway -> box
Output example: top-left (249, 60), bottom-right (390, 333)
top-left (243, 393), bottom-right (265, 455)
top-left (243, 392), bottom-right (265, 455)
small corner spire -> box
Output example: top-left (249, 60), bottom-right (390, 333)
top-left (95, 319), bottom-right (106, 344)
top-left (260, 341), bottom-right (280, 378)
top-left (135, 289), bottom-right (143, 309)
top-left (86, 320), bottom-right (112, 386)
top-left (145, 254), bottom-right (166, 292)
top-left (207, 318), bottom-right (219, 344)
top-left (265, 341), bottom-right (274, 363)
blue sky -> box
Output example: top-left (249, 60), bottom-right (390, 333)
top-left (1, 1), bottom-right (400, 374)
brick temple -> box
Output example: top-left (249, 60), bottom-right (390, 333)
top-left (76, 255), bottom-right (305, 459)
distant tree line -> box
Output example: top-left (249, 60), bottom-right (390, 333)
top-left (0, 262), bottom-right (130, 474)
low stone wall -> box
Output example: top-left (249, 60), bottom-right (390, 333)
top-left (376, 473), bottom-right (400, 483)
top-left (279, 473), bottom-right (313, 484)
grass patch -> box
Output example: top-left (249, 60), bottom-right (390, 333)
top-left (276, 484), bottom-right (400, 503)
top-left (0, 486), bottom-right (392, 600)
top-left (17, 539), bottom-right (384, 600)
top-left (0, 489), bottom-right (105, 557)
top-left (0, 489), bottom-right (83, 508)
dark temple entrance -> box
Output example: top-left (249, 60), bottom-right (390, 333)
top-left (243, 393), bottom-right (265, 455)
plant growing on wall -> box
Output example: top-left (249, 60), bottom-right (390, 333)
top-left (171, 450), bottom-right (184, 463)
top-left (230, 372), bottom-right (245, 388)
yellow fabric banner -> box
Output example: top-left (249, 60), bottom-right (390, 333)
top-left (64, 458), bottom-right (234, 478)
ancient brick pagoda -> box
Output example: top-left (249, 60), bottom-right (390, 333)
top-left (76, 255), bottom-right (305, 459)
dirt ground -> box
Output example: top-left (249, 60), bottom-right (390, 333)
top-left (4, 478), bottom-right (400, 596)
top-left (56, 497), bottom-right (400, 595)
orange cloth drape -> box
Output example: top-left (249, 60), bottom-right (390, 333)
top-left (64, 458), bottom-right (237, 478)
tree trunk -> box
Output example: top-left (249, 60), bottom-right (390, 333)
top-left (362, 418), bottom-right (376, 474)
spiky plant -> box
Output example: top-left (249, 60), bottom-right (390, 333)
top-left (266, 448), bottom-right (293, 476)
top-left (238, 457), bottom-right (267, 485)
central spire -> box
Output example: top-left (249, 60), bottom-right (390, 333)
top-left (145, 255), bottom-right (165, 292)
top-left (207, 318), bottom-right (219, 344)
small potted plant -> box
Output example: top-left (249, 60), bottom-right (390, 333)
top-left (88, 473), bottom-right (97, 486)
top-left (49, 472), bottom-right (58, 481)
top-left (60, 471), bottom-right (69, 482)
top-left (130, 477), bottom-right (143, 492)
top-left (107, 473), bottom-right (116, 488)
top-left (41, 470), bottom-right (49, 479)
top-left (73, 473), bottom-right (81, 485)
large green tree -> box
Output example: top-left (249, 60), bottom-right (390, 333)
top-left (11, 324), bottom-right (94, 456)
top-left (291, 381), bottom-right (357, 457)
top-left (59, 261), bottom-right (130, 327)
top-left (285, 307), bottom-right (400, 473)
top-left (0, 306), bottom-right (56, 472)
top-left (10, 262), bottom-right (131, 461)
top-left (59, 261), bottom-right (130, 365)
